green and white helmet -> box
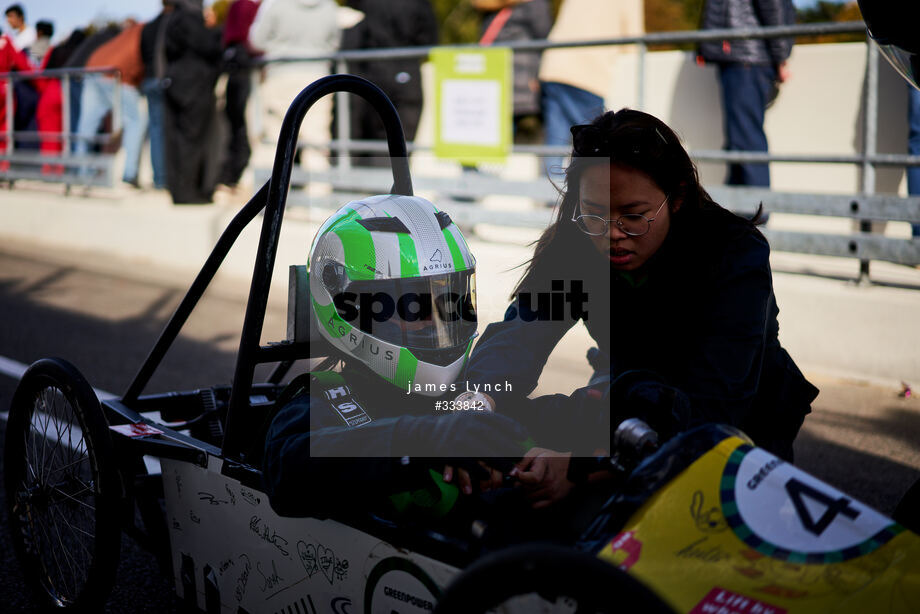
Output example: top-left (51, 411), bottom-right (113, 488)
top-left (309, 195), bottom-right (477, 396)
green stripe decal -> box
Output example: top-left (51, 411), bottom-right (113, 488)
top-left (312, 298), bottom-right (352, 339)
top-left (332, 211), bottom-right (376, 280)
top-left (394, 348), bottom-right (419, 390)
top-left (311, 370), bottom-right (347, 387)
top-left (397, 233), bottom-right (420, 277)
top-left (455, 227), bottom-right (473, 263)
top-left (461, 337), bottom-right (474, 370)
top-left (316, 208), bottom-right (351, 238)
top-left (442, 228), bottom-right (466, 271)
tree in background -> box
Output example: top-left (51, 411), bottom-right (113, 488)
top-left (428, 0), bottom-right (562, 45)
top-left (643, 0), bottom-right (862, 49)
top-left (211, 0), bottom-right (231, 27)
top-left (350, 0), bottom-right (862, 48)
top-left (430, 0), bottom-right (479, 44)
top-left (796, 1), bottom-right (863, 44)
top-left (645, 0), bottom-right (700, 37)
top-left (797, 0), bottom-right (861, 23)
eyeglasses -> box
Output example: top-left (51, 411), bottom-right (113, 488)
top-left (572, 195), bottom-right (669, 237)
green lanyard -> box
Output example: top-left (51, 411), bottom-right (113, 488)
top-left (616, 269), bottom-right (650, 288)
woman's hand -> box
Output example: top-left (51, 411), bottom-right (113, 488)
top-left (443, 462), bottom-right (504, 495)
top-left (512, 448), bottom-right (574, 509)
top-left (777, 61), bottom-right (791, 83)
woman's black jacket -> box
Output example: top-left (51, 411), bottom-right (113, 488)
top-left (464, 205), bottom-right (818, 461)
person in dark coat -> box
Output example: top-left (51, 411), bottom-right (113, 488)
top-left (44, 27), bottom-right (86, 69)
top-left (217, 0), bottom-right (261, 188)
top-left (463, 109), bottom-right (818, 509)
top-left (63, 24), bottom-right (121, 145)
top-left (698, 0), bottom-right (795, 187)
top-left (339, 0), bottom-right (438, 166)
top-left (140, 2), bottom-right (175, 190)
top-left (163, 0), bottom-right (222, 203)
top-left (475, 0), bottom-right (552, 129)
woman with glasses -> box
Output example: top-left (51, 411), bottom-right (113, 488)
top-left (457, 108), bottom-right (818, 510)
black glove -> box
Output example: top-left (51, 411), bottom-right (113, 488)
top-left (493, 386), bottom-right (610, 456)
top-left (391, 411), bottom-right (531, 462)
top-left (608, 370), bottom-right (690, 442)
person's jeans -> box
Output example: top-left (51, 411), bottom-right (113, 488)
top-left (74, 75), bottom-right (109, 167)
top-left (68, 77), bottom-right (82, 151)
top-left (75, 76), bottom-right (147, 183)
top-left (119, 84), bottom-right (146, 184)
top-left (907, 85), bottom-right (920, 237)
top-left (141, 77), bottom-right (167, 189)
top-left (217, 69), bottom-right (252, 187)
top-left (541, 81), bottom-right (605, 183)
top-left (719, 63), bottom-right (776, 187)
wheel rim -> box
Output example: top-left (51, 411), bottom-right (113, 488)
top-left (13, 384), bottom-right (101, 607)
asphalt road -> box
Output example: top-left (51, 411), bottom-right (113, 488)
top-left (0, 248), bottom-right (289, 613)
top-left (0, 247), bottom-right (918, 613)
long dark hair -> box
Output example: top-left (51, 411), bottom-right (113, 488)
top-left (512, 108), bottom-right (749, 297)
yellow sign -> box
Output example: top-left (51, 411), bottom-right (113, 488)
top-left (431, 47), bottom-right (512, 163)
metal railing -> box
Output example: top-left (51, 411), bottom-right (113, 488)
top-left (3, 23), bottom-right (918, 279)
top-left (0, 66), bottom-right (122, 188)
top-left (256, 21), bottom-right (894, 161)
top-left (251, 20), bottom-right (920, 279)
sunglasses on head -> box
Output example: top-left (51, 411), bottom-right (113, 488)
top-left (570, 123), bottom-right (669, 158)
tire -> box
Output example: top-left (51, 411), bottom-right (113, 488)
top-left (433, 543), bottom-right (675, 614)
top-left (4, 358), bottom-right (122, 611)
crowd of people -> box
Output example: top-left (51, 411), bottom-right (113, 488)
top-left (0, 0), bottom-right (910, 216)
top-left (1, 0), bottom-right (798, 205)
top-left (1, 0), bottom-right (446, 203)
top-left (1, 1), bottom-right (238, 201)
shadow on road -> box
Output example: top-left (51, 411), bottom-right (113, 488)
top-left (795, 427), bottom-right (920, 516)
top-left (0, 260), bottom-right (273, 613)
top-left (1, 256), bottom-right (918, 611)
top-left (803, 403), bottom-right (920, 456)
top-left (0, 259), bottom-right (278, 402)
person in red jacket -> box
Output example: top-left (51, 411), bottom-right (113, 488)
top-left (0, 33), bottom-right (31, 164)
top-left (34, 46), bottom-right (63, 172)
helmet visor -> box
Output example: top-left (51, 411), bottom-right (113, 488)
top-left (337, 270), bottom-right (477, 352)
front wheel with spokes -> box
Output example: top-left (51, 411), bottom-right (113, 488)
top-left (3, 358), bottom-right (122, 611)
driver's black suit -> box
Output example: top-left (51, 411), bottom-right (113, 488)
top-left (262, 364), bottom-right (531, 518)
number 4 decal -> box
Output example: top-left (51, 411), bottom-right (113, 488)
top-left (785, 478), bottom-right (861, 536)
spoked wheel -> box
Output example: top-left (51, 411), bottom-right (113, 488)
top-left (433, 544), bottom-right (675, 614)
top-left (4, 358), bottom-right (122, 611)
